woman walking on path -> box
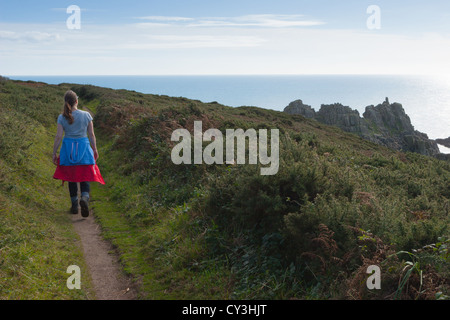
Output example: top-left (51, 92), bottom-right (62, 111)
top-left (52, 90), bottom-right (105, 217)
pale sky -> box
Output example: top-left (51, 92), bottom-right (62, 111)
top-left (1, 0), bottom-right (450, 75)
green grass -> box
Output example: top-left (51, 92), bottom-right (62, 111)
top-left (1, 79), bottom-right (449, 300)
top-left (0, 81), bottom-right (94, 299)
top-left (90, 174), bottom-right (231, 299)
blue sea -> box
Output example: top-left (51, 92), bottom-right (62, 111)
top-left (8, 75), bottom-right (450, 153)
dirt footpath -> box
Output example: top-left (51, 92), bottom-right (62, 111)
top-left (70, 107), bottom-right (137, 300)
top-left (71, 205), bottom-right (138, 300)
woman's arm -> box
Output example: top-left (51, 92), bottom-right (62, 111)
top-left (87, 121), bottom-right (99, 161)
top-left (52, 124), bottom-right (64, 165)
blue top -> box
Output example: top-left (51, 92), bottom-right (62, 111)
top-left (57, 110), bottom-right (93, 139)
top-left (59, 137), bottom-right (95, 166)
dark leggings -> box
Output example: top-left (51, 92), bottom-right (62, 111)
top-left (68, 182), bottom-right (90, 198)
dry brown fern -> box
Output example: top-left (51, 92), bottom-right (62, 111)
top-left (301, 224), bottom-right (342, 273)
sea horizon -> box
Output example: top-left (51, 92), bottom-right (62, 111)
top-left (6, 74), bottom-right (450, 154)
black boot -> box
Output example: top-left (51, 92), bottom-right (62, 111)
top-left (71, 200), bottom-right (79, 214)
top-left (80, 195), bottom-right (89, 217)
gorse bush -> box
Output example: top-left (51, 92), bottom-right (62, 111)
top-left (204, 130), bottom-right (449, 298)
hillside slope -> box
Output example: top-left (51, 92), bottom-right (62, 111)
top-left (0, 79), bottom-right (93, 299)
top-left (1, 79), bottom-right (449, 300)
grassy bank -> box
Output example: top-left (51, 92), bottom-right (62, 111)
top-left (1, 79), bottom-right (449, 300)
top-left (0, 80), bottom-right (93, 299)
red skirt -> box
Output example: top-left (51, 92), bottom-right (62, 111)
top-left (53, 157), bottom-right (105, 184)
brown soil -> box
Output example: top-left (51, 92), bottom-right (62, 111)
top-left (71, 201), bottom-right (138, 300)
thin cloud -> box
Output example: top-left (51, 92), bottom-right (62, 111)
top-left (191, 14), bottom-right (325, 28)
top-left (135, 16), bottom-right (195, 22)
top-left (50, 7), bottom-right (92, 12)
top-left (124, 34), bottom-right (267, 49)
top-left (133, 14), bottom-right (325, 28)
top-left (0, 30), bottom-right (61, 42)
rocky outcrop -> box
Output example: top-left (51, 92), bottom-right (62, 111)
top-left (284, 97), bottom-right (441, 157)
top-left (316, 103), bottom-right (370, 135)
top-left (436, 137), bottom-right (450, 148)
top-left (284, 100), bottom-right (316, 119)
